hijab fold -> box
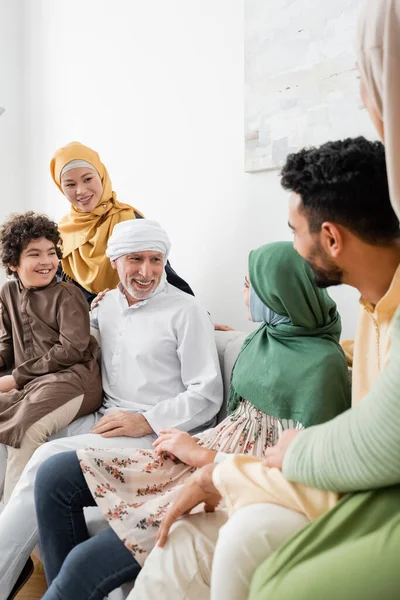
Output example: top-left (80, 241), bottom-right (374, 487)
top-left (228, 243), bottom-right (350, 427)
top-left (357, 0), bottom-right (400, 220)
top-left (249, 286), bottom-right (291, 326)
top-left (50, 142), bottom-right (144, 294)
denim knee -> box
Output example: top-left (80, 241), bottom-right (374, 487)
top-left (34, 451), bottom-right (79, 505)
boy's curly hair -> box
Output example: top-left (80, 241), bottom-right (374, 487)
top-left (0, 212), bottom-right (63, 276)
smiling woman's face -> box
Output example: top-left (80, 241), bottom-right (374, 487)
top-left (60, 167), bottom-right (103, 213)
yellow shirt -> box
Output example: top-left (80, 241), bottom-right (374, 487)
top-left (351, 263), bottom-right (400, 405)
top-left (213, 455), bottom-right (338, 520)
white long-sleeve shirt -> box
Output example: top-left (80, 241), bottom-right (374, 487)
top-left (90, 283), bottom-right (223, 434)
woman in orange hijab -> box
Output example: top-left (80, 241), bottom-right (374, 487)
top-left (50, 142), bottom-right (193, 304)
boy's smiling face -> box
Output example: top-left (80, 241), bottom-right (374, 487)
top-left (10, 237), bottom-right (59, 288)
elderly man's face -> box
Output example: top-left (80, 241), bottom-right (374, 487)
top-left (112, 251), bottom-right (165, 301)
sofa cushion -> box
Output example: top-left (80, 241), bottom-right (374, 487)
top-left (214, 330), bottom-right (247, 422)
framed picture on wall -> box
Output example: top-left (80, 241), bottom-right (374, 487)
top-left (244, 0), bottom-right (377, 173)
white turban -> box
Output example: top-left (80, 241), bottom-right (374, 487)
top-left (106, 219), bottom-right (171, 262)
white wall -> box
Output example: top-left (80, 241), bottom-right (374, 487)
top-left (21, 0), bottom-right (360, 337)
top-left (0, 0), bottom-right (26, 283)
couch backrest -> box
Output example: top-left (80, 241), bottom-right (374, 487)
top-left (214, 330), bottom-right (247, 422)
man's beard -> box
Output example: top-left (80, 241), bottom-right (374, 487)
top-left (307, 243), bottom-right (343, 289)
top-left (125, 278), bottom-right (158, 300)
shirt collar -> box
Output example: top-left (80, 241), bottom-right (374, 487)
top-left (359, 262), bottom-right (400, 314)
top-left (117, 283), bottom-right (148, 310)
top-left (16, 276), bottom-right (58, 294)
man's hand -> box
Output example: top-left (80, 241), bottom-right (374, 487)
top-left (0, 375), bottom-right (17, 393)
top-left (157, 463), bottom-right (221, 547)
top-left (214, 324), bottom-right (234, 331)
top-left (90, 410), bottom-right (154, 438)
top-left (90, 288), bottom-right (110, 311)
top-left (263, 430), bottom-right (301, 470)
top-left (153, 428), bottom-right (215, 467)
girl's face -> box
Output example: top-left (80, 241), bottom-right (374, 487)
top-left (359, 73), bottom-right (384, 141)
top-left (10, 237), bottom-right (59, 288)
top-left (60, 167), bottom-right (103, 213)
top-left (243, 274), bottom-right (252, 321)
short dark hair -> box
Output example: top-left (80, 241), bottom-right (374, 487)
top-left (281, 136), bottom-right (400, 244)
top-left (0, 212), bottom-right (63, 276)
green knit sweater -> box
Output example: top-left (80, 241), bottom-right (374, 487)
top-left (282, 307), bottom-right (400, 492)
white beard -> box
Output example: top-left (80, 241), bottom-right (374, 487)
top-left (125, 279), bottom-right (156, 301)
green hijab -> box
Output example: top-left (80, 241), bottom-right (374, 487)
top-left (228, 242), bottom-right (351, 427)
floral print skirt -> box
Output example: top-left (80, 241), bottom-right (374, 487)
top-left (77, 400), bottom-right (301, 565)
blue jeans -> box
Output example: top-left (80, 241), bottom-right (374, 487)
top-left (34, 451), bottom-right (141, 600)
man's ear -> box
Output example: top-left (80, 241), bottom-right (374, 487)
top-left (320, 222), bottom-right (344, 259)
top-left (110, 259), bottom-right (117, 270)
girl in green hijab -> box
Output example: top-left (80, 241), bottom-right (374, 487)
top-left (229, 241), bottom-right (349, 428)
top-left (34, 241), bottom-right (351, 598)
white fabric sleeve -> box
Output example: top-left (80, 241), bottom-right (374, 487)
top-left (144, 304), bottom-right (223, 434)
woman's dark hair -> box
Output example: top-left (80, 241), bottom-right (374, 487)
top-left (281, 136), bottom-right (400, 244)
top-left (0, 212), bottom-right (63, 276)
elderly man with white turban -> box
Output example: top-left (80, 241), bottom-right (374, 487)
top-left (0, 219), bottom-right (223, 600)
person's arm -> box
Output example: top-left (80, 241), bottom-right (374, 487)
top-left (153, 428), bottom-right (217, 467)
top-left (340, 339), bottom-right (354, 367)
top-left (156, 456), bottom-right (334, 547)
top-left (0, 297), bottom-right (13, 370)
top-left (282, 310), bottom-right (400, 492)
top-left (12, 288), bottom-right (93, 388)
top-left (144, 303), bottom-right (223, 434)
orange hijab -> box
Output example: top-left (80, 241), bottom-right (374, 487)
top-left (50, 142), bottom-right (143, 294)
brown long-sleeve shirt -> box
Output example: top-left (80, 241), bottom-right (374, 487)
top-left (0, 278), bottom-right (102, 447)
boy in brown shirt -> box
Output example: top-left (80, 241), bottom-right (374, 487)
top-left (0, 212), bottom-right (102, 500)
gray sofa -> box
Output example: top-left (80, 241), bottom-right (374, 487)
top-left (85, 330), bottom-right (247, 599)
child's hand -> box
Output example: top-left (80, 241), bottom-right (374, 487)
top-left (153, 429), bottom-right (215, 468)
top-left (91, 288), bottom-right (110, 310)
top-left (0, 375), bottom-right (17, 393)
